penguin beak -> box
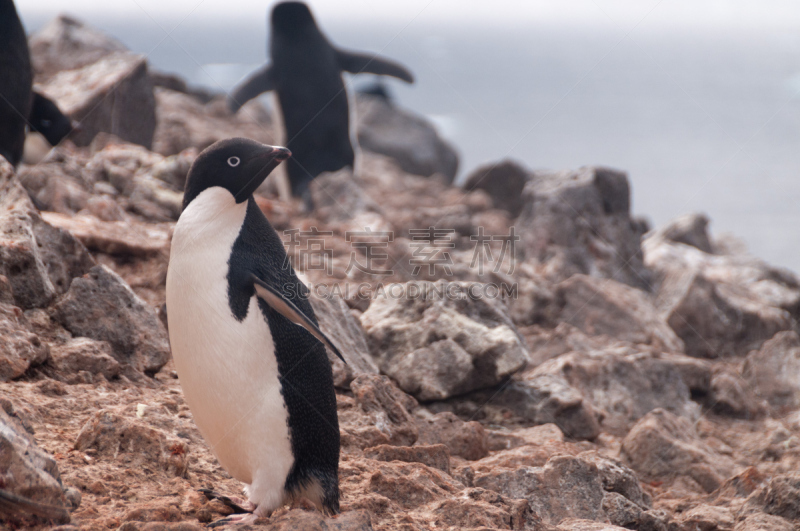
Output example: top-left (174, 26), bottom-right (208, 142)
top-left (235, 145), bottom-right (292, 202)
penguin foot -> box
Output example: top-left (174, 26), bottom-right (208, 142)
top-left (207, 512), bottom-right (261, 527)
top-left (289, 496), bottom-right (319, 512)
top-left (199, 488), bottom-right (256, 514)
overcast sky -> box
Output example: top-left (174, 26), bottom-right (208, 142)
top-left (16, 0), bottom-right (800, 30)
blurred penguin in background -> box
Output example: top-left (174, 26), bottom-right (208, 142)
top-left (228, 1), bottom-right (414, 210)
top-left (0, 0), bottom-right (33, 167)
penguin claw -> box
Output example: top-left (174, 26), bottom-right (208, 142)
top-left (207, 512), bottom-right (261, 527)
top-left (199, 488), bottom-right (255, 514)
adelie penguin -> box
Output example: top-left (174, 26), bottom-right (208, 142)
top-left (228, 1), bottom-right (414, 208)
top-left (166, 137), bottom-right (345, 524)
top-left (0, 0), bottom-right (33, 167)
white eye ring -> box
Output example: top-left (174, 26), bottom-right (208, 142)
top-left (227, 156), bottom-right (240, 167)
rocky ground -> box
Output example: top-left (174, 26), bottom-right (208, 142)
top-left (2, 14), bottom-right (800, 531)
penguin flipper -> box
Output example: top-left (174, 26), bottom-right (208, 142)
top-left (335, 49), bottom-right (414, 83)
top-left (228, 65), bottom-right (276, 113)
top-left (250, 274), bottom-right (347, 364)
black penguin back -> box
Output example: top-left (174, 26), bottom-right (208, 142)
top-left (269, 2), bottom-right (355, 199)
top-left (0, 0), bottom-right (33, 167)
top-left (226, 198), bottom-right (340, 513)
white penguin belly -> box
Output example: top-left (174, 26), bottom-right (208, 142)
top-left (166, 188), bottom-right (293, 510)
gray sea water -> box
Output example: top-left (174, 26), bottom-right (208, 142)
top-left (20, 13), bottom-right (800, 272)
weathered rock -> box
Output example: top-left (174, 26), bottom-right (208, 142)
top-left (0, 404), bottom-right (70, 523)
top-left (52, 265), bottom-right (170, 375)
top-left (356, 95), bottom-right (459, 183)
top-left (41, 212), bottom-right (170, 257)
top-left (36, 52), bottom-right (156, 149)
top-left (340, 375), bottom-right (419, 448)
top-left (621, 409), bottom-right (735, 491)
top-left (415, 411), bottom-right (489, 460)
top-left (554, 275), bottom-right (684, 352)
top-left (359, 281), bottom-right (528, 400)
top-left (707, 370), bottom-right (767, 419)
top-left (528, 349), bottom-right (700, 435)
top-left (516, 166), bottom-right (650, 290)
top-left (29, 215), bottom-right (95, 296)
top-left (463, 159), bottom-right (530, 218)
top-left (0, 304), bottom-right (49, 381)
top-left (309, 168), bottom-right (385, 223)
top-left (555, 520), bottom-right (628, 531)
top-left (29, 15), bottom-right (128, 82)
top-left (474, 455), bottom-right (607, 525)
top-left (309, 294), bottom-right (379, 389)
top-left (677, 505), bottom-right (734, 531)
top-left (743, 331), bottom-right (800, 413)
top-left (489, 375), bottom-right (602, 440)
top-left (152, 88), bottom-right (274, 157)
top-left (423, 488), bottom-right (540, 530)
top-left (644, 229), bottom-right (797, 358)
top-left (74, 410), bottom-right (189, 477)
top-left (486, 423), bottom-right (565, 452)
top-left (0, 160), bottom-right (57, 309)
top-left (654, 268), bottom-right (791, 358)
top-left (650, 212), bottom-right (713, 253)
top-left (364, 461), bottom-right (462, 510)
top-left (49, 338), bottom-right (120, 380)
top-left (579, 452), bottom-right (650, 509)
top-left (750, 473), bottom-right (800, 522)
top-left (734, 513), bottom-right (794, 531)
top-left (364, 444), bottom-right (450, 474)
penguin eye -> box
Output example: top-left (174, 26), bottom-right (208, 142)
top-left (227, 156), bottom-right (241, 167)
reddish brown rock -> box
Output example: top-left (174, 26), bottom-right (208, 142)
top-left (415, 411), bottom-right (489, 461)
top-left (463, 159), bottom-right (530, 218)
top-left (364, 444), bottom-right (450, 474)
top-left (74, 410), bottom-right (189, 478)
top-left (341, 375), bottom-right (419, 448)
top-left (0, 404), bottom-right (70, 524)
top-left (621, 409), bottom-right (735, 492)
top-left (0, 304), bottom-right (49, 381)
top-left (50, 338), bottom-right (120, 381)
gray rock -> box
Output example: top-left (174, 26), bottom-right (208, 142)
top-left (308, 293), bottom-right (379, 389)
top-left (491, 375), bottom-right (602, 440)
top-left (359, 281), bottom-right (528, 400)
top-left (517, 166), bottom-right (650, 290)
top-left (50, 338), bottom-right (121, 381)
top-left (0, 404), bottom-right (70, 523)
top-left (0, 160), bottom-right (57, 309)
top-left (52, 265), bottom-right (170, 375)
top-left (650, 212), bottom-right (713, 253)
top-left (356, 95), bottom-right (459, 183)
top-left (707, 370), bottom-right (767, 419)
top-left (29, 15), bottom-right (128, 81)
top-left (743, 331), bottom-right (800, 413)
top-left (644, 226), bottom-right (797, 357)
top-left (29, 215), bottom-right (95, 297)
top-left (462, 159), bottom-right (530, 218)
top-left (554, 274), bottom-right (684, 352)
top-left (36, 52), bottom-right (156, 149)
top-left (526, 348), bottom-right (701, 435)
top-left (474, 455), bottom-right (607, 525)
top-left (734, 513), bottom-right (794, 531)
top-left (654, 268), bottom-right (791, 358)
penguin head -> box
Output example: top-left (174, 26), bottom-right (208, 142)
top-left (182, 138), bottom-right (291, 210)
top-left (271, 2), bottom-right (316, 35)
top-left (29, 92), bottom-right (74, 146)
